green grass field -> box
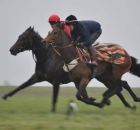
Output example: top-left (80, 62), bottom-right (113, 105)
top-left (0, 86), bottom-right (140, 130)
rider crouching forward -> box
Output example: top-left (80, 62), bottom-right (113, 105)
top-left (65, 15), bottom-right (102, 66)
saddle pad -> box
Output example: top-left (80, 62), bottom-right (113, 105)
top-left (63, 59), bottom-right (79, 72)
top-left (94, 43), bottom-right (126, 64)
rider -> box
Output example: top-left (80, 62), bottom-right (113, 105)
top-left (42, 14), bottom-right (71, 42)
top-left (65, 15), bottom-right (102, 66)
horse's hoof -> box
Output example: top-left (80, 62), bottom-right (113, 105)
top-left (99, 103), bottom-right (105, 108)
top-left (89, 97), bottom-right (96, 102)
top-left (1, 95), bottom-right (7, 100)
top-left (131, 104), bottom-right (137, 110)
top-left (134, 98), bottom-right (140, 102)
top-left (106, 99), bottom-right (111, 105)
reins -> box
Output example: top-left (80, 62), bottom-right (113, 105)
top-left (26, 32), bottom-right (52, 63)
top-left (52, 43), bottom-right (73, 56)
top-left (32, 44), bottom-right (52, 63)
top-left (53, 42), bottom-right (85, 62)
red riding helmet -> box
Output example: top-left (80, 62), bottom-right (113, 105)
top-left (48, 14), bottom-right (60, 22)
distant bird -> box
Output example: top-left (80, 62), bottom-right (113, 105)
top-left (66, 100), bottom-right (78, 116)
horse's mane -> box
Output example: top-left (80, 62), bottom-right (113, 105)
top-left (32, 29), bottom-right (43, 40)
top-left (36, 31), bottom-right (41, 38)
top-left (63, 31), bottom-right (73, 42)
top-left (25, 27), bottom-right (43, 40)
top-left (59, 26), bottom-right (73, 42)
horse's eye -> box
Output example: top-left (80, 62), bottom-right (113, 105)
top-left (48, 31), bottom-right (51, 34)
top-left (19, 36), bottom-right (22, 39)
top-left (54, 32), bottom-right (57, 34)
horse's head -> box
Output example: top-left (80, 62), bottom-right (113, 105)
top-left (45, 25), bottom-right (72, 47)
top-left (45, 25), bottom-right (77, 64)
top-left (10, 26), bottom-right (37, 55)
top-left (45, 26), bottom-right (62, 45)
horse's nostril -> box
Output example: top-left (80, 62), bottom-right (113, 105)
top-left (9, 49), bottom-right (17, 55)
top-left (10, 49), bottom-right (14, 53)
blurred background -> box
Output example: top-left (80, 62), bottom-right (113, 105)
top-left (0, 0), bottom-right (140, 87)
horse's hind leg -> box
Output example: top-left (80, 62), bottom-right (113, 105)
top-left (99, 80), bottom-right (136, 109)
top-left (116, 92), bottom-right (136, 109)
top-left (1, 73), bottom-right (42, 100)
top-left (101, 79), bottom-right (133, 109)
top-left (107, 58), bottom-right (137, 108)
top-left (103, 82), bottom-right (122, 98)
top-left (95, 77), bottom-right (123, 108)
top-left (121, 80), bottom-right (140, 102)
top-left (99, 83), bottom-right (122, 108)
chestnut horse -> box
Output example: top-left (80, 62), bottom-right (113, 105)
top-left (2, 27), bottom-right (140, 111)
top-left (44, 25), bottom-right (140, 109)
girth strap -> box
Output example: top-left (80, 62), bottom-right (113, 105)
top-left (74, 46), bottom-right (85, 62)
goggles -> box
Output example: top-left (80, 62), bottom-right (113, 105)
top-left (65, 22), bottom-right (72, 26)
top-left (49, 21), bottom-right (57, 25)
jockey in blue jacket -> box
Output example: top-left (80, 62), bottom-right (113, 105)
top-left (65, 15), bottom-right (102, 66)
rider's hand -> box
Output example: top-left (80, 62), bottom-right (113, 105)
top-left (77, 42), bottom-right (84, 46)
top-left (73, 41), bottom-right (83, 47)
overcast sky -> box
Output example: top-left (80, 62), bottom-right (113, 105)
top-left (0, 0), bottom-right (140, 87)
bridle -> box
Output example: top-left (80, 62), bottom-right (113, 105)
top-left (22, 31), bottom-right (52, 63)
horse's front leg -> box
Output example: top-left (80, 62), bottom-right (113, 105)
top-left (1, 73), bottom-right (42, 100)
top-left (51, 80), bottom-right (60, 112)
top-left (75, 78), bottom-right (94, 105)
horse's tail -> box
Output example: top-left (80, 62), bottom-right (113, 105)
top-left (129, 56), bottom-right (140, 77)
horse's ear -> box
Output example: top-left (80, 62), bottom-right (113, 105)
top-left (61, 23), bottom-right (65, 30)
top-left (26, 26), bottom-right (31, 31)
top-left (31, 26), bottom-right (34, 31)
top-left (56, 23), bottom-right (62, 29)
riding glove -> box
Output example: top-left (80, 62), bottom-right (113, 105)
top-left (73, 41), bottom-right (84, 47)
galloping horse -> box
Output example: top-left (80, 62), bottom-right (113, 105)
top-left (44, 25), bottom-right (140, 109)
top-left (2, 27), bottom-right (140, 111)
top-left (2, 27), bottom-right (70, 112)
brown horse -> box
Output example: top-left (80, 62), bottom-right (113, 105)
top-left (44, 25), bottom-right (140, 109)
top-left (2, 27), bottom-right (70, 112)
top-left (3, 27), bottom-right (140, 111)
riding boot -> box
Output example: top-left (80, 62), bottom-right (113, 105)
top-left (87, 46), bottom-right (98, 66)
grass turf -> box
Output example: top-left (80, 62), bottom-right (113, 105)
top-left (0, 86), bottom-right (140, 130)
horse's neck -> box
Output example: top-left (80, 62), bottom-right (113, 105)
top-left (60, 34), bottom-right (77, 64)
top-left (32, 35), bottom-right (47, 62)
